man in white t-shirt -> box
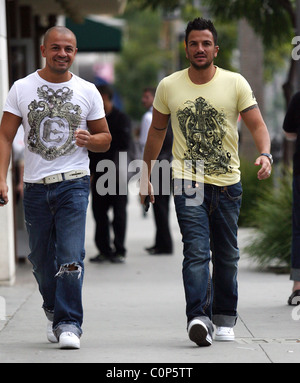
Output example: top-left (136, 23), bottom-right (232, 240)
top-left (139, 87), bottom-right (155, 155)
top-left (0, 26), bottom-right (111, 349)
top-left (140, 18), bottom-right (272, 347)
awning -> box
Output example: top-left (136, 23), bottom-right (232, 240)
top-left (66, 17), bottom-right (123, 52)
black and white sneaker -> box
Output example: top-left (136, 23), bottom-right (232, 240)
top-left (187, 318), bottom-right (212, 347)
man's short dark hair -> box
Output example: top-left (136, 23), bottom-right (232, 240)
top-left (185, 18), bottom-right (218, 45)
top-left (143, 87), bottom-right (156, 97)
top-left (96, 84), bottom-right (114, 100)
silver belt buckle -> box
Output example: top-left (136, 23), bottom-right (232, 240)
top-left (67, 171), bottom-right (84, 179)
top-left (43, 174), bottom-right (63, 184)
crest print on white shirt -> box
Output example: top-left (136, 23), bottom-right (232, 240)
top-left (4, 71), bottom-right (105, 182)
top-left (27, 85), bottom-right (81, 161)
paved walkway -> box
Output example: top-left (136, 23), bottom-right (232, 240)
top-left (0, 190), bottom-right (299, 364)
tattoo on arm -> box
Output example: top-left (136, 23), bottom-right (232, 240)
top-left (153, 126), bottom-right (167, 131)
top-left (241, 104), bottom-right (258, 113)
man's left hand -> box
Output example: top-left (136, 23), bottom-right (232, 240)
top-left (75, 129), bottom-right (91, 148)
top-left (254, 155), bottom-right (272, 180)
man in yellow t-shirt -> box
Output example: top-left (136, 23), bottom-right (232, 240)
top-left (154, 66), bottom-right (257, 185)
top-left (140, 17), bottom-right (272, 347)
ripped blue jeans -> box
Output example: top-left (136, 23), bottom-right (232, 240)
top-left (23, 176), bottom-right (90, 339)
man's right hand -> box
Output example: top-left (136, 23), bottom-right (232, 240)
top-left (139, 180), bottom-right (155, 205)
top-left (0, 181), bottom-right (8, 206)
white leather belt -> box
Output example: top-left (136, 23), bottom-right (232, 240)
top-left (35, 170), bottom-right (88, 184)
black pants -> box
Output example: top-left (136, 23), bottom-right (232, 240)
top-left (151, 164), bottom-right (173, 252)
top-left (91, 182), bottom-right (127, 256)
top-left (152, 193), bottom-right (173, 252)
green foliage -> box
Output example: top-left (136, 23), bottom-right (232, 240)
top-left (240, 159), bottom-right (293, 269)
top-left (203, 0), bottom-right (294, 82)
top-left (239, 158), bottom-right (272, 227)
top-left (264, 42), bottom-right (291, 83)
top-left (129, 0), bottom-right (296, 47)
top-left (129, 0), bottom-right (296, 49)
top-left (213, 22), bottom-right (238, 72)
top-left (239, 157), bottom-right (273, 227)
top-left (128, 0), bottom-right (294, 83)
top-left (202, 0), bottom-right (295, 49)
top-left (116, 1), bottom-right (239, 119)
top-left (120, 0), bottom-right (240, 118)
top-left (127, 0), bottom-right (186, 11)
top-left (114, 6), bottom-right (167, 120)
top-left (243, 168), bottom-right (293, 269)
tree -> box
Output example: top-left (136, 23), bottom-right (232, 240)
top-left (130, 0), bottom-right (296, 106)
top-left (114, 5), bottom-right (170, 121)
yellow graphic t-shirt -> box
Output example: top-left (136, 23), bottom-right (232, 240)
top-left (153, 66), bottom-right (257, 186)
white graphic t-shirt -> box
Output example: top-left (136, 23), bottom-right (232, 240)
top-left (4, 71), bottom-right (105, 182)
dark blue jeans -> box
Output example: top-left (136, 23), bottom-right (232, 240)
top-left (23, 176), bottom-right (90, 339)
top-left (291, 174), bottom-right (300, 281)
top-left (173, 180), bottom-right (242, 330)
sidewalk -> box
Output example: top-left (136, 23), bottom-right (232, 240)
top-left (0, 190), bottom-right (299, 364)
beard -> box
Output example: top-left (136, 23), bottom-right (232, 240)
top-left (190, 58), bottom-right (214, 71)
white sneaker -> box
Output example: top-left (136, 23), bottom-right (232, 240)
top-left (188, 319), bottom-right (212, 347)
top-left (59, 332), bottom-right (80, 349)
top-left (215, 326), bottom-right (235, 341)
top-left (47, 320), bottom-right (58, 343)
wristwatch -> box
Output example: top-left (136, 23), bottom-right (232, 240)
top-left (260, 153), bottom-right (273, 165)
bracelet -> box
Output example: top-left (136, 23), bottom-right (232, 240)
top-left (260, 153), bottom-right (273, 165)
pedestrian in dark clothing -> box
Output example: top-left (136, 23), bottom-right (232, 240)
top-left (146, 121), bottom-right (174, 254)
top-left (283, 91), bottom-right (300, 305)
top-left (89, 84), bottom-right (132, 264)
